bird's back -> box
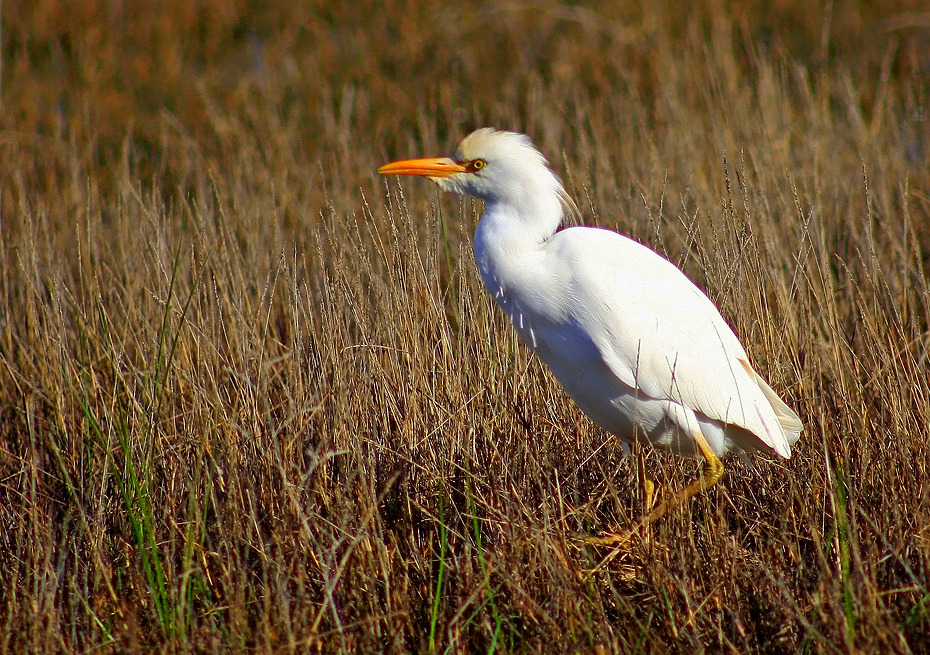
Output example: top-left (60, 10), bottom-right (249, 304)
top-left (517, 226), bottom-right (801, 458)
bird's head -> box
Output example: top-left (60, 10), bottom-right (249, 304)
top-left (378, 128), bottom-right (565, 205)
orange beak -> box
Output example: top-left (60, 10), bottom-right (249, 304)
top-left (378, 157), bottom-right (466, 178)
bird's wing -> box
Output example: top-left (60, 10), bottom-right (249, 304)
top-left (553, 228), bottom-right (797, 457)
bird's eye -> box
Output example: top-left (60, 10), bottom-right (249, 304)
top-left (468, 159), bottom-right (487, 172)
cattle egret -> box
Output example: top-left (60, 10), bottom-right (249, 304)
top-left (379, 128), bottom-right (802, 542)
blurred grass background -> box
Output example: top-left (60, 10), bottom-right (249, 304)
top-left (2, 0), bottom-right (930, 652)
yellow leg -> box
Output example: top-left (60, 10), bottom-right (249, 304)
top-left (635, 444), bottom-right (656, 514)
top-left (586, 429), bottom-right (724, 547)
top-left (640, 429), bottom-right (723, 526)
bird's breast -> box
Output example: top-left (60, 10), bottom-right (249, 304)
top-left (479, 255), bottom-right (672, 445)
top-left (488, 283), bottom-right (538, 349)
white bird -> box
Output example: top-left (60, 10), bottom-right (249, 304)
top-left (379, 128), bottom-right (802, 541)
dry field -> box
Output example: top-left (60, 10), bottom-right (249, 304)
top-left (2, 1), bottom-right (929, 652)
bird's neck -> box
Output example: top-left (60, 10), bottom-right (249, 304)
top-left (472, 191), bottom-right (563, 298)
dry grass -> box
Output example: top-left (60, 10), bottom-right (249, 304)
top-left (2, 1), bottom-right (930, 652)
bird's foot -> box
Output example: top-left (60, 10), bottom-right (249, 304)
top-left (582, 530), bottom-right (636, 548)
top-left (643, 478), bottom-right (656, 514)
top-left (581, 517), bottom-right (656, 549)
top-left (576, 523), bottom-right (666, 579)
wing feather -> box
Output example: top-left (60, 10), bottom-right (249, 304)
top-left (553, 228), bottom-right (800, 457)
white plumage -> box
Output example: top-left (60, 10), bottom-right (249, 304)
top-left (380, 128), bottom-right (802, 528)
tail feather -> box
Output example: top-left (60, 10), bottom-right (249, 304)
top-left (738, 358), bottom-right (803, 457)
top-left (754, 371), bottom-right (803, 447)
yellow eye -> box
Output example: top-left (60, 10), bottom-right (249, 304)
top-left (469, 159), bottom-right (487, 172)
